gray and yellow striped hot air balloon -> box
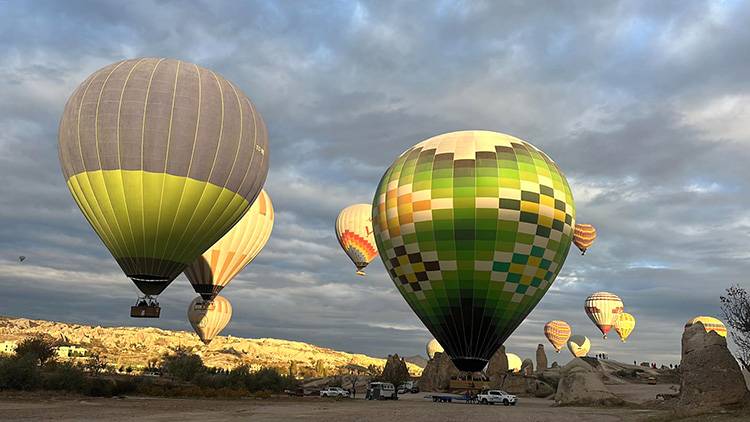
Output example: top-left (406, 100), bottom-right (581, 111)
top-left (187, 295), bottom-right (233, 345)
top-left (58, 58), bottom-right (268, 316)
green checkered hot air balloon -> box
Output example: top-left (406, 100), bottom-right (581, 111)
top-left (58, 58), bottom-right (269, 316)
top-left (372, 131), bottom-right (575, 372)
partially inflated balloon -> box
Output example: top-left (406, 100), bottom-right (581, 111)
top-left (336, 204), bottom-right (378, 275)
top-left (585, 292), bottom-right (624, 339)
top-left (685, 316), bottom-right (727, 337)
top-left (59, 58), bottom-right (269, 302)
top-left (544, 320), bottom-right (572, 353)
top-left (426, 339), bottom-right (444, 360)
top-left (567, 335), bottom-right (590, 357)
top-left (506, 353), bottom-right (522, 373)
top-left (614, 312), bottom-right (636, 342)
top-left (373, 131), bottom-right (576, 372)
top-left (185, 190), bottom-right (274, 301)
top-left (187, 295), bottom-right (232, 345)
top-left (573, 224), bottom-right (596, 255)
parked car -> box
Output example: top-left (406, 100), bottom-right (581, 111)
top-left (397, 381), bottom-right (419, 394)
top-left (320, 387), bottom-right (350, 398)
top-left (647, 376), bottom-right (657, 385)
top-left (366, 382), bottom-right (397, 400)
top-left (476, 390), bottom-right (517, 406)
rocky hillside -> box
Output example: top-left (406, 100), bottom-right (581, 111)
top-left (0, 316), bottom-right (422, 376)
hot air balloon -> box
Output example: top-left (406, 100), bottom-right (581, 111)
top-left (544, 320), bottom-right (572, 353)
top-left (685, 316), bottom-right (727, 337)
top-left (567, 335), bottom-right (590, 357)
top-left (372, 131), bottom-right (576, 372)
top-left (584, 292), bottom-right (624, 339)
top-left (58, 58), bottom-right (268, 317)
top-left (573, 223), bottom-right (596, 255)
top-left (335, 204), bottom-right (378, 276)
top-left (614, 312), bottom-right (636, 342)
top-left (187, 295), bottom-right (232, 345)
top-left (506, 353), bottom-right (522, 373)
top-left (184, 190), bottom-right (274, 301)
top-left (426, 339), bottom-right (444, 360)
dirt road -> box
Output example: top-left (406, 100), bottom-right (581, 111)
top-left (0, 392), bottom-right (668, 422)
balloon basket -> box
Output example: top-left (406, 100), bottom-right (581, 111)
top-left (131, 297), bottom-right (160, 318)
top-left (356, 270), bottom-right (366, 276)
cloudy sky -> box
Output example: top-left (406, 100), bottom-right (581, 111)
top-left (1, 0), bottom-right (749, 366)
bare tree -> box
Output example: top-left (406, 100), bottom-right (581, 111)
top-left (720, 285), bottom-right (750, 370)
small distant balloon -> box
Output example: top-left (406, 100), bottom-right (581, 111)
top-left (426, 338), bottom-right (444, 360)
top-left (18, 256), bottom-right (26, 263)
top-left (614, 313), bottom-right (636, 342)
top-left (506, 353), bottom-right (522, 373)
top-left (544, 320), bottom-right (572, 353)
top-left (187, 296), bottom-right (233, 345)
top-left (685, 316), bottom-right (727, 338)
top-left (567, 335), bottom-right (591, 358)
top-left (585, 291), bottom-right (624, 339)
top-left (573, 223), bottom-right (597, 255)
top-left (335, 204), bottom-right (378, 276)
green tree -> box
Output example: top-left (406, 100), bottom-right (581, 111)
top-left (160, 347), bottom-right (206, 382)
top-left (15, 336), bottom-right (57, 366)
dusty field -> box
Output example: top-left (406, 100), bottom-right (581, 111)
top-left (0, 391), bottom-right (673, 422)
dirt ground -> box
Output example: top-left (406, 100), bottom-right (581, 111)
top-left (0, 389), bottom-right (680, 422)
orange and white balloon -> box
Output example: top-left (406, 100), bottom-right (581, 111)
top-left (184, 190), bottom-right (274, 301)
top-left (573, 224), bottom-right (597, 255)
top-left (544, 320), bottom-right (572, 353)
top-left (585, 292), bottom-right (624, 339)
top-left (335, 204), bottom-right (378, 275)
top-left (187, 295), bottom-right (232, 345)
top-left (685, 316), bottom-right (727, 338)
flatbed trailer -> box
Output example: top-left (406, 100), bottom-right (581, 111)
top-left (425, 394), bottom-right (477, 404)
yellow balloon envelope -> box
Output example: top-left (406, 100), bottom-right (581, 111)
top-left (187, 295), bottom-right (232, 345)
top-left (685, 316), bottom-right (727, 337)
top-left (506, 353), bottom-right (522, 373)
top-left (544, 320), bottom-right (572, 353)
top-left (585, 292), bottom-right (624, 339)
top-left (573, 223), bottom-right (597, 255)
top-left (335, 204), bottom-right (378, 275)
top-left (567, 335), bottom-right (590, 358)
top-left (614, 312), bottom-right (636, 342)
top-left (426, 339), bottom-right (444, 359)
top-left (184, 190), bottom-right (274, 301)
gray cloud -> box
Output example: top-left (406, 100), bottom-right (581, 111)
top-left (1, 0), bottom-right (749, 366)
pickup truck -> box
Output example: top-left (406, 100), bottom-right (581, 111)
top-left (320, 387), bottom-right (350, 398)
top-left (476, 390), bottom-right (517, 406)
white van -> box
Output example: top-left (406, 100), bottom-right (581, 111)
top-left (366, 382), bottom-right (397, 400)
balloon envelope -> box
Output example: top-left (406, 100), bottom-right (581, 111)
top-left (584, 292), bottom-right (624, 339)
top-left (58, 58), bottom-right (269, 298)
top-left (335, 204), bottom-right (378, 275)
top-left (184, 190), bottom-right (274, 301)
top-left (506, 353), bottom-right (522, 373)
top-left (544, 320), bottom-right (572, 353)
top-left (426, 339), bottom-right (444, 360)
top-left (373, 131), bottom-right (576, 372)
top-left (567, 335), bottom-right (590, 357)
top-left (573, 223), bottom-right (596, 254)
top-left (187, 295), bottom-right (232, 345)
top-left (685, 316), bottom-right (727, 338)
top-left (614, 312), bottom-right (636, 342)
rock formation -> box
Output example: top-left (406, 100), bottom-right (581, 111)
top-left (485, 345), bottom-right (507, 382)
top-left (554, 358), bottom-right (624, 407)
top-left (521, 358), bottom-right (534, 376)
top-left (551, 361), bottom-right (559, 368)
top-left (536, 344), bottom-right (548, 372)
top-left (419, 352), bottom-right (459, 392)
top-left (381, 354), bottom-right (410, 385)
top-left (677, 322), bottom-right (749, 409)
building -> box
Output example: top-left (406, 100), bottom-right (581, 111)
top-left (56, 345), bottom-right (88, 358)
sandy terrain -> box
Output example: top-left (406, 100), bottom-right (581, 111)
top-left (0, 391), bottom-right (670, 422)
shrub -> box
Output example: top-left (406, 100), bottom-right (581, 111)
top-left (160, 348), bottom-right (206, 382)
top-left (42, 362), bottom-right (86, 391)
top-left (0, 355), bottom-right (39, 390)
